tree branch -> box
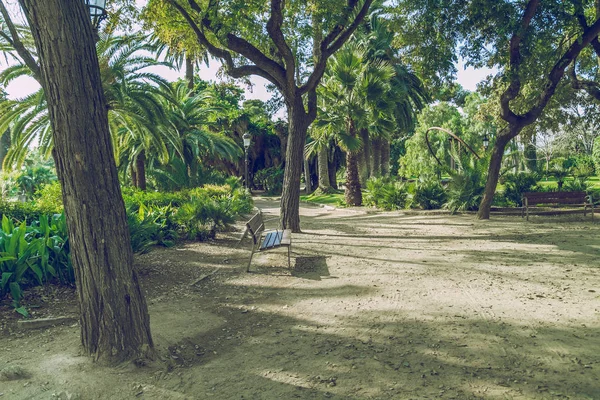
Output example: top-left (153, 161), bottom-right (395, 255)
top-left (499, 0), bottom-right (540, 125)
top-left (299, 0), bottom-right (373, 96)
top-left (0, 0), bottom-right (41, 82)
top-left (266, 0), bottom-right (295, 86)
top-left (523, 17), bottom-right (600, 123)
top-left (165, 0), bottom-right (287, 91)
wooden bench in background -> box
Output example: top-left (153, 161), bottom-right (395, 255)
top-left (242, 210), bottom-right (291, 272)
top-left (522, 191), bottom-right (594, 221)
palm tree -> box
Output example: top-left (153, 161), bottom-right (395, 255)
top-left (316, 42), bottom-right (395, 206)
top-left (154, 81), bottom-right (242, 188)
top-left (0, 33), bottom-right (176, 188)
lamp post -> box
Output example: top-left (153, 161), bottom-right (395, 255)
top-left (84, 0), bottom-right (107, 39)
top-left (482, 133), bottom-right (490, 151)
top-left (243, 133), bottom-right (252, 191)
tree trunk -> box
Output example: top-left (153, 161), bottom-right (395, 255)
top-left (371, 138), bottom-right (382, 178)
top-left (21, 0), bottom-right (154, 364)
top-left (0, 129), bottom-right (11, 170)
top-left (280, 96), bottom-right (310, 232)
top-left (135, 150), bottom-right (147, 190)
top-left (477, 131), bottom-right (516, 219)
top-left (328, 147), bottom-right (338, 190)
top-left (303, 157), bottom-right (313, 194)
top-left (358, 128), bottom-right (370, 184)
top-left (130, 164), bottom-right (138, 188)
top-left (317, 145), bottom-right (331, 191)
top-left (525, 137), bottom-right (537, 172)
top-left (381, 139), bottom-right (391, 176)
top-left (345, 121), bottom-right (362, 206)
top-left (185, 55), bottom-right (194, 90)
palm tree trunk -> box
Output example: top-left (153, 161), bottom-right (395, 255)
top-left (130, 164), bottom-right (137, 188)
top-left (371, 138), bottom-right (382, 177)
top-left (22, 0), bottom-right (153, 364)
top-left (381, 139), bottom-right (391, 176)
top-left (135, 150), bottom-right (147, 190)
top-left (345, 120), bottom-right (362, 206)
top-left (304, 157), bottom-right (313, 194)
top-left (185, 55), bottom-right (194, 90)
top-left (358, 128), bottom-right (370, 184)
top-left (317, 145), bottom-right (331, 191)
top-left (0, 129), bottom-right (11, 170)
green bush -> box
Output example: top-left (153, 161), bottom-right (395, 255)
top-left (254, 167), bottom-right (284, 195)
top-left (409, 176), bottom-right (447, 210)
top-left (500, 172), bottom-right (539, 207)
top-left (563, 178), bottom-right (590, 193)
top-left (35, 181), bottom-right (64, 213)
top-left (127, 204), bottom-right (178, 253)
top-left (365, 177), bottom-right (408, 211)
top-left (571, 156), bottom-right (595, 178)
top-left (444, 158), bottom-right (487, 213)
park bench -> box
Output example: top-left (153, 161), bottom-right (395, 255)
top-left (521, 191), bottom-right (594, 221)
top-left (242, 210), bottom-right (291, 272)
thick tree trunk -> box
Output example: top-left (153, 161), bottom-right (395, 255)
top-left (477, 131), bottom-right (517, 219)
top-left (381, 139), bottom-right (391, 177)
top-left (317, 146), bottom-right (331, 191)
top-left (358, 128), bottom-right (370, 185)
top-left (371, 138), bottom-right (382, 178)
top-left (185, 55), bottom-right (194, 90)
top-left (135, 150), bottom-right (147, 191)
top-left (21, 0), bottom-right (154, 364)
top-left (280, 96), bottom-right (310, 232)
top-left (345, 121), bottom-right (362, 206)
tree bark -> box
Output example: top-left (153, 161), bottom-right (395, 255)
top-left (358, 128), bottom-right (370, 184)
top-left (135, 150), bottom-right (147, 191)
top-left (525, 137), bottom-right (537, 172)
top-left (20, 0), bottom-right (154, 364)
top-left (345, 121), bottom-right (362, 206)
top-left (317, 145), bottom-right (331, 191)
top-left (303, 157), bottom-right (313, 194)
top-left (371, 138), bottom-right (382, 178)
top-left (0, 129), bottom-right (10, 171)
top-left (328, 147), bottom-right (338, 190)
top-left (280, 96), bottom-right (310, 232)
top-left (381, 139), bottom-right (391, 176)
top-left (185, 55), bottom-right (194, 90)
top-left (477, 132), bottom-right (515, 219)
top-left (130, 164), bottom-right (138, 188)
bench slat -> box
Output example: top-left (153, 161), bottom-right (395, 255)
top-left (261, 231), bottom-right (279, 250)
top-left (280, 229), bottom-right (291, 245)
top-left (523, 191), bottom-right (588, 205)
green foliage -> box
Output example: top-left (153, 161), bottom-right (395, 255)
top-left (0, 214), bottom-right (72, 314)
top-left (127, 204), bottom-right (178, 253)
top-left (571, 156), bottom-right (595, 178)
top-left (444, 157), bottom-right (487, 213)
top-left (35, 182), bottom-right (63, 213)
top-left (563, 178), bottom-right (590, 193)
top-left (364, 177), bottom-right (408, 211)
top-left (254, 167), bottom-right (284, 195)
top-left (409, 176), bottom-right (447, 210)
top-left (122, 188), bottom-right (188, 209)
top-left (500, 172), bottom-right (540, 207)
top-left (593, 136), bottom-right (600, 175)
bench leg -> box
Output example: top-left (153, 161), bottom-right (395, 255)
top-left (288, 246), bottom-right (291, 270)
top-left (525, 199), bottom-right (529, 221)
top-left (247, 246), bottom-right (256, 272)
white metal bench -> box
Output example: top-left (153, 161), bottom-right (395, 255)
top-left (242, 210), bottom-right (292, 272)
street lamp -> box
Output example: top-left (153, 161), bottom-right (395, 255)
top-left (84, 0), bottom-right (108, 31)
top-left (242, 133), bottom-right (252, 190)
top-left (482, 132), bottom-right (490, 151)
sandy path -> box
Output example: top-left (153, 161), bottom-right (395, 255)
top-left (1, 199), bottom-right (599, 399)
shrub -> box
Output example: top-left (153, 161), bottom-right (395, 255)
top-left (563, 178), bottom-right (590, 193)
top-left (35, 181), bottom-right (64, 213)
top-left (409, 176), bottom-right (447, 210)
top-left (500, 172), bottom-right (539, 207)
top-left (444, 158), bottom-right (487, 213)
top-left (571, 156), bottom-right (595, 178)
top-left (127, 204), bottom-right (178, 253)
top-left (254, 167), bottom-right (284, 195)
top-left (364, 177), bottom-right (408, 211)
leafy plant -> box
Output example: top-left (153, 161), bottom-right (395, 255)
top-left (563, 178), bottom-right (590, 192)
top-left (444, 156), bottom-right (487, 213)
top-left (364, 177), bottom-right (408, 210)
top-left (409, 176), bottom-right (447, 210)
top-left (500, 172), bottom-right (539, 207)
top-left (254, 167), bottom-right (284, 195)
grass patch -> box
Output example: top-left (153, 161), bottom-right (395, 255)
top-left (301, 191), bottom-right (345, 206)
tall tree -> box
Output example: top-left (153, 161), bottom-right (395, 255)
top-left (145, 0), bottom-right (373, 231)
top-left (16, 0), bottom-right (153, 363)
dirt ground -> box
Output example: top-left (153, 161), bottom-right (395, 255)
top-left (1, 198), bottom-right (599, 400)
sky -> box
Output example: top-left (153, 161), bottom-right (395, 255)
top-left (0, 0), bottom-right (493, 108)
